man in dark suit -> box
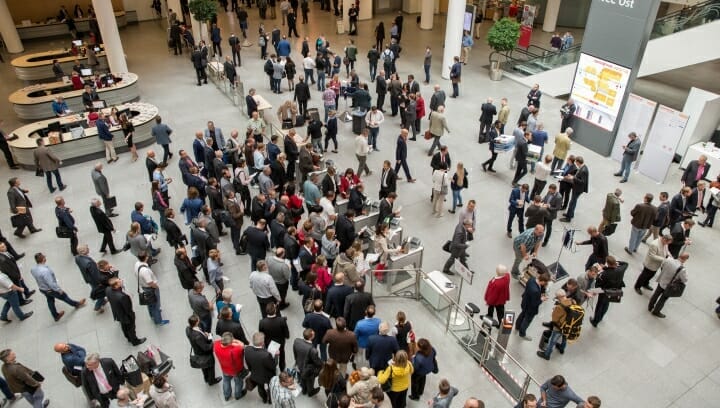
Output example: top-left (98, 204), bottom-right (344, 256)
top-left (516, 273), bottom-right (549, 340)
top-left (259, 303), bottom-right (290, 370)
top-left (0, 228), bottom-right (23, 260)
top-left (506, 184), bottom-right (530, 237)
top-left (377, 192), bottom-right (399, 227)
top-left (0, 120), bottom-right (20, 169)
top-left (669, 187), bottom-right (693, 226)
top-left (561, 156), bottom-right (589, 222)
top-left (55, 196), bottom-right (79, 256)
top-left (192, 133), bottom-right (207, 167)
top-left (541, 184), bottom-right (563, 246)
top-left (394, 130), bottom-right (415, 182)
top-left (378, 161), bottom-right (397, 199)
top-left (74, 245), bottom-right (107, 311)
top-left (405, 74), bottom-right (420, 94)
top-left (335, 211), bottom-right (356, 253)
top-left (430, 146), bottom-right (452, 172)
top-left (216, 306), bottom-right (249, 344)
top-left (577, 226), bottom-right (609, 270)
top-left (81, 354), bottom-right (123, 408)
top-left (91, 163), bottom-right (117, 217)
top-left (688, 181), bottom-right (707, 214)
top-left (669, 219), bottom-right (693, 258)
top-left (512, 132), bottom-right (530, 186)
top-left (245, 220), bottom-right (269, 271)
top-left (376, 73), bottom-right (387, 111)
top-left (479, 97), bottom-right (497, 141)
top-left (324, 273), bottom-right (353, 318)
top-left (6, 177), bottom-right (41, 238)
top-left (344, 280), bottom-right (375, 331)
top-left (178, 149), bottom-right (198, 185)
top-left (283, 132), bottom-right (299, 181)
top-left (191, 218), bottom-right (217, 281)
top-left (105, 277), bottom-right (145, 346)
top-left (294, 76), bottom-right (311, 118)
top-left (145, 150), bottom-right (158, 182)
top-left (0, 242), bottom-right (34, 304)
top-left (293, 328), bottom-right (322, 396)
top-left (590, 256), bottom-right (627, 327)
top-left (366, 322), bottom-right (399, 372)
top-left (245, 332), bottom-right (277, 403)
top-left (442, 219), bottom-right (473, 276)
top-left (681, 155), bottom-right (710, 188)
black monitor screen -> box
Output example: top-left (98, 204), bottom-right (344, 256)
top-left (47, 121), bottom-right (61, 133)
top-left (117, 108), bottom-right (132, 119)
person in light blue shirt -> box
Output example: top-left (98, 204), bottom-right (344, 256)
top-left (30, 253), bottom-right (86, 321)
top-left (354, 305), bottom-right (381, 367)
top-left (461, 31), bottom-right (474, 64)
top-left (51, 96), bottom-right (70, 116)
top-left (303, 174), bottom-right (321, 208)
top-left (530, 123), bottom-right (548, 173)
top-left (539, 375), bottom-right (585, 408)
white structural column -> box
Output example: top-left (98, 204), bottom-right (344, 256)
top-left (358, 0), bottom-right (372, 20)
top-left (0, 0), bottom-right (23, 53)
top-left (420, 0), bottom-right (434, 30)
top-left (166, 0), bottom-right (182, 21)
top-left (441, 0), bottom-right (465, 79)
top-left (543, 0), bottom-right (562, 32)
top-left (342, 0), bottom-right (350, 32)
top-left (92, 0), bottom-right (128, 73)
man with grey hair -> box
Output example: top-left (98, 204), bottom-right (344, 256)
top-left (81, 353), bottom-right (123, 407)
top-left (443, 218), bottom-right (473, 276)
top-left (74, 244), bottom-right (107, 312)
top-left (267, 248), bottom-right (291, 309)
top-left (249, 260), bottom-right (281, 318)
top-left (244, 332), bottom-right (276, 404)
top-left (537, 288), bottom-right (574, 360)
top-left (213, 331), bottom-right (247, 401)
top-left (89, 198), bottom-right (119, 255)
top-left (366, 321), bottom-right (399, 372)
top-left (91, 163), bottom-right (117, 217)
top-left (429, 84), bottom-right (446, 112)
top-left (427, 105), bottom-right (450, 156)
top-left (479, 97), bottom-right (496, 142)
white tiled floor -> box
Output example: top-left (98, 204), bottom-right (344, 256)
top-left (0, 5), bottom-right (718, 408)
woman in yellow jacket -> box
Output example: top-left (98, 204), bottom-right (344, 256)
top-left (378, 350), bottom-right (414, 408)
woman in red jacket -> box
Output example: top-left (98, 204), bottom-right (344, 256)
top-left (484, 264), bottom-right (510, 326)
top-left (415, 92), bottom-right (425, 136)
top-left (339, 168), bottom-right (361, 199)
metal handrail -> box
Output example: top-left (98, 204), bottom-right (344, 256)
top-left (655, 0), bottom-right (718, 23)
top-left (652, 0), bottom-right (720, 37)
top-left (526, 44), bottom-right (554, 56)
top-left (501, 43), bottom-right (582, 74)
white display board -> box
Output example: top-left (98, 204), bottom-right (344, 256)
top-left (611, 93), bottom-right (658, 163)
top-left (637, 105), bottom-right (690, 183)
top-left (570, 53), bottom-right (632, 131)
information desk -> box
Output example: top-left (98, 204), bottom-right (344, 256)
top-left (11, 46), bottom-right (108, 81)
top-left (681, 142), bottom-right (720, 182)
top-left (16, 12), bottom-right (127, 40)
top-left (8, 102), bottom-right (158, 168)
top-left (9, 73), bottom-right (139, 120)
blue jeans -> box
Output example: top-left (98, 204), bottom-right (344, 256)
top-left (272, 78), bottom-right (281, 93)
top-left (1, 290), bottom-right (28, 320)
top-left (542, 330), bottom-right (566, 358)
top-left (428, 136), bottom-right (442, 156)
top-left (0, 375), bottom-right (12, 399)
top-left (304, 68), bottom-right (315, 84)
top-left (424, 64), bottom-right (430, 83)
top-left (317, 71), bottom-right (325, 91)
top-left (369, 62), bottom-right (377, 81)
top-left (452, 189), bottom-right (462, 209)
top-left (507, 207), bottom-right (525, 233)
top-left (368, 127), bottom-right (379, 150)
top-left (93, 296), bottom-right (106, 311)
top-left (45, 169), bottom-right (63, 191)
top-left (22, 387), bottom-right (45, 408)
top-left (628, 225), bottom-right (646, 252)
top-left (619, 155), bottom-right (633, 181)
top-left (566, 191), bottom-right (583, 219)
top-left (41, 289), bottom-right (80, 319)
top-left (516, 310), bottom-right (536, 337)
top-left (324, 104), bottom-right (335, 122)
top-left (223, 373), bottom-right (244, 399)
top-left (144, 287), bottom-right (163, 324)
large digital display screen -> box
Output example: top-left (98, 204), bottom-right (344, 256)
top-left (570, 53), bottom-right (631, 131)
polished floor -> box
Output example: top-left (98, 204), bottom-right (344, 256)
top-left (0, 5), bottom-right (718, 408)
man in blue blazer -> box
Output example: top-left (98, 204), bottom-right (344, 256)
top-left (394, 129), bottom-right (415, 183)
top-left (515, 273), bottom-right (549, 341)
top-left (507, 184), bottom-right (530, 237)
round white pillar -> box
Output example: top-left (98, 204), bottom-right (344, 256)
top-left (0, 0), bottom-right (23, 53)
top-left (342, 0), bottom-right (350, 33)
top-left (166, 0), bottom-right (182, 23)
top-left (543, 0), bottom-right (562, 33)
top-left (441, 0), bottom-right (464, 79)
top-left (420, 0), bottom-right (434, 30)
top-left (92, 0), bottom-right (128, 73)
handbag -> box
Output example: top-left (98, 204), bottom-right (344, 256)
top-left (424, 129), bottom-right (432, 140)
top-left (106, 196), bottom-right (117, 209)
top-left (189, 351), bottom-right (213, 369)
top-left (664, 266), bottom-right (686, 298)
top-left (432, 355), bottom-right (439, 374)
top-left (304, 287), bottom-right (318, 313)
top-left (62, 367), bottom-right (81, 387)
top-left (35, 168), bottom-right (44, 177)
top-left (10, 214), bottom-right (27, 228)
top-left (56, 225), bottom-right (74, 239)
top-left (31, 371), bottom-right (45, 382)
top-left (137, 267), bottom-right (157, 306)
top-left (381, 365), bottom-right (393, 392)
top-left (440, 174), bottom-right (448, 195)
top-left (442, 240), bottom-right (451, 253)
top-left (604, 288), bottom-right (624, 303)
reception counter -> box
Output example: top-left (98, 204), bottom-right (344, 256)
top-left (16, 12), bottom-right (127, 40)
top-left (8, 102), bottom-right (158, 168)
top-left (11, 46), bottom-right (108, 81)
top-left (9, 73), bottom-right (139, 120)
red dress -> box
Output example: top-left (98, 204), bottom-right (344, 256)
top-left (484, 274), bottom-right (510, 306)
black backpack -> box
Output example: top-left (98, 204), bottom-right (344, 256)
top-left (264, 59), bottom-right (273, 75)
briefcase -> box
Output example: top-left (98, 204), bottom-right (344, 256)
top-left (62, 367), bottom-right (81, 387)
top-left (106, 196), bottom-right (117, 209)
top-left (10, 214), bottom-right (26, 228)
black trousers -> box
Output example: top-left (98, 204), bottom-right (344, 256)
top-left (286, 158), bottom-right (297, 181)
top-left (377, 93), bottom-right (386, 110)
top-left (593, 294), bottom-right (611, 324)
top-left (482, 152), bottom-right (498, 170)
top-left (195, 67), bottom-right (207, 84)
top-left (100, 231), bottom-right (117, 252)
top-left (512, 161), bottom-right (528, 184)
top-left (530, 179), bottom-right (547, 200)
top-left (387, 389), bottom-right (408, 408)
top-left (487, 304), bottom-right (505, 324)
top-left (298, 100), bottom-right (307, 117)
top-left (120, 321), bottom-right (140, 343)
top-left (543, 219), bottom-right (554, 245)
top-left (69, 231), bottom-right (79, 256)
top-left (201, 359), bottom-right (216, 383)
top-left (277, 281), bottom-right (289, 305)
top-left (0, 142), bottom-right (17, 167)
top-left (635, 267), bottom-right (658, 289)
top-left (410, 372), bottom-right (427, 398)
top-left (394, 159), bottom-right (412, 180)
top-left (648, 286), bottom-right (669, 313)
top-left (160, 143), bottom-right (171, 162)
top-left (257, 296), bottom-right (276, 318)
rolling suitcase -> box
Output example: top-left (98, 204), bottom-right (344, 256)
top-left (538, 329), bottom-right (552, 352)
top-left (307, 107), bottom-right (320, 122)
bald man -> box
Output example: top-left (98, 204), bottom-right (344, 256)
top-left (54, 342), bottom-right (86, 377)
top-left (463, 397), bottom-right (485, 408)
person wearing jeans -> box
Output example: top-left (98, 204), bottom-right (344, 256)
top-left (515, 274), bottom-right (549, 340)
top-left (33, 138), bottom-right (66, 193)
top-left (0, 349), bottom-right (49, 408)
top-left (213, 332), bottom-right (247, 401)
top-left (614, 132), bottom-right (640, 183)
top-left (30, 253), bottom-right (86, 322)
top-left (625, 193), bottom-right (657, 255)
top-left (0, 271), bottom-right (33, 322)
top-left (135, 252), bottom-right (169, 326)
top-left (365, 107), bottom-right (384, 151)
top-left (537, 289), bottom-right (571, 360)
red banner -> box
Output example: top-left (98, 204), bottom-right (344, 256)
top-left (518, 25), bottom-right (533, 48)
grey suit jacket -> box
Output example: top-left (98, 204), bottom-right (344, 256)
top-left (642, 238), bottom-right (669, 271)
top-left (33, 146), bottom-right (60, 171)
top-left (7, 188), bottom-right (31, 214)
top-left (91, 169), bottom-right (109, 197)
top-left (449, 223), bottom-right (468, 257)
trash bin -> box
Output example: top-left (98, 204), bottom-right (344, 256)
top-left (352, 110), bottom-right (366, 135)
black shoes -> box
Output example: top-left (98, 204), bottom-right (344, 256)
top-left (652, 311), bottom-right (666, 318)
top-left (208, 377), bottom-right (222, 385)
top-left (132, 337), bottom-right (147, 346)
top-left (308, 387), bottom-right (321, 397)
top-left (536, 351), bottom-right (550, 360)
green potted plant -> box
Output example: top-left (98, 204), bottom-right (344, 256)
top-left (486, 17), bottom-right (520, 81)
top-left (188, 0), bottom-right (217, 43)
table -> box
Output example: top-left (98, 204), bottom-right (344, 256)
top-left (8, 102), bottom-right (158, 168)
top-left (8, 72), bottom-right (139, 120)
top-left (419, 270), bottom-right (458, 311)
top-left (681, 142), bottom-right (720, 181)
top-left (11, 45), bottom-right (108, 81)
top-left (16, 12), bottom-right (127, 40)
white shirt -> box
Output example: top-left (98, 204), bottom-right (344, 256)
top-left (432, 170), bottom-right (449, 192)
top-left (365, 110), bottom-right (384, 128)
top-left (303, 57), bottom-right (316, 70)
top-left (355, 135), bottom-right (369, 156)
top-left (319, 197), bottom-right (336, 223)
top-left (534, 161), bottom-right (551, 181)
top-left (135, 261), bottom-right (157, 288)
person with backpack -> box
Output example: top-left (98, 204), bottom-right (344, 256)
top-left (537, 289), bottom-right (582, 360)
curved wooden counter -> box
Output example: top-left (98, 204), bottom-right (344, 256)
top-left (9, 73), bottom-right (140, 120)
top-left (8, 102), bottom-right (158, 168)
top-left (11, 45), bottom-right (108, 81)
top-left (16, 12), bottom-right (127, 40)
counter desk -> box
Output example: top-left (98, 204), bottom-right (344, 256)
top-left (9, 73), bottom-right (140, 120)
top-left (16, 12), bottom-right (127, 40)
top-left (8, 102), bottom-right (158, 168)
top-left (11, 46), bottom-right (108, 81)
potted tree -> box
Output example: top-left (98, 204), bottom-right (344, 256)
top-left (188, 0), bottom-right (217, 43)
top-left (486, 17), bottom-right (520, 81)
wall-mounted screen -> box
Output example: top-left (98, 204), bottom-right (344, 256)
top-left (570, 53), bottom-right (631, 131)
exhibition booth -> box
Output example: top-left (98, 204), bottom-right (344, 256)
top-left (11, 45), bottom-right (108, 81)
top-left (15, 12), bottom-right (127, 40)
top-left (7, 102), bottom-right (158, 168)
top-left (9, 72), bottom-right (140, 120)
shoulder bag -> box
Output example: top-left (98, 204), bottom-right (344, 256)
top-left (304, 287), bottom-right (318, 313)
top-left (440, 173), bottom-right (448, 195)
top-left (189, 345), bottom-right (213, 369)
top-left (664, 266), bottom-right (686, 298)
top-left (381, 365), bottom-right (394, 392)
top-left (56, 225), bottom-right (74, 239)
top-left (137, 267), bottom-right (157, 306)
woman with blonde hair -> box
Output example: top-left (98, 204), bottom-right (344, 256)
top-left (207, 249), bottom-right (225, 294)
top-left (449, 162), bottom-right (468, 214)
top-left (378, 350), bottom-right (414, 408)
